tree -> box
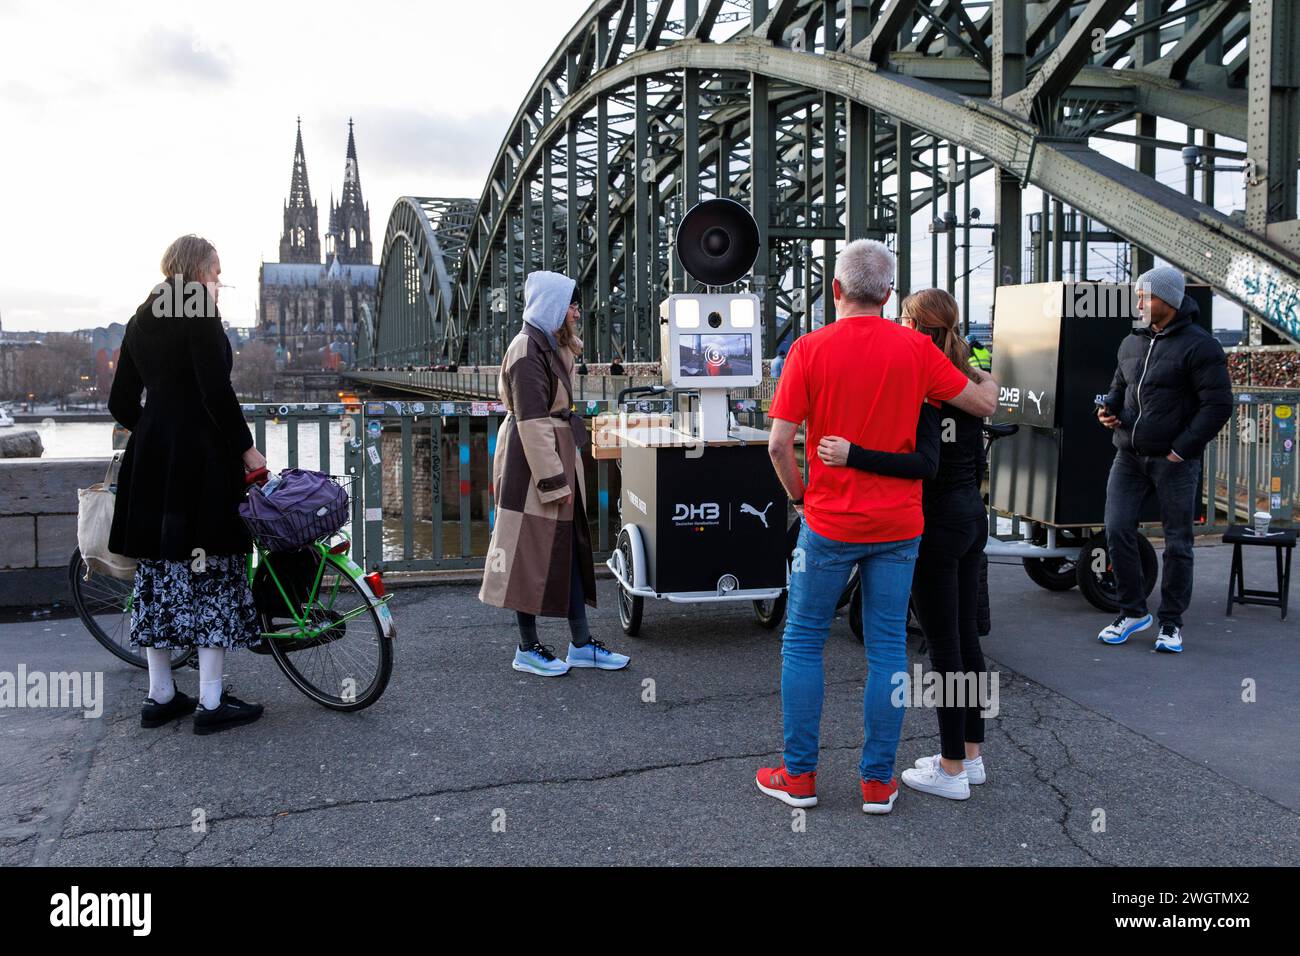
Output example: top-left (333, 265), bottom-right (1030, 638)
top-left (232, 340), bottom-right (278, 401)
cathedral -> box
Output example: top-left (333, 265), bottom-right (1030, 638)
top-left (257, 118), bottom-right (379, 369)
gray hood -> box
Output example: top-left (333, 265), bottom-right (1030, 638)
top-left (522, 270), bottom-right (576, 348)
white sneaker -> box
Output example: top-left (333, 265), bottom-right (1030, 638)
top-left (901, 759), bottom-right (971, 800)
top-left (1154, 623), bottom-right (1184, 653)
top-left (913, 753), bottom-right (986, 785)
top-left (1098, 613), bottom-right (1153, 645)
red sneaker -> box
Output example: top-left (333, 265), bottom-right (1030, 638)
top-left (755, 763), bottom-right (818, 808)
top-left (861, 777), bottom-right (899, 814)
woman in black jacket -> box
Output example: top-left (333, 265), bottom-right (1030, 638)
top-left (108, 235), bottom-right (267, 735)
top-left (818, 289), bottom-right (994, 801)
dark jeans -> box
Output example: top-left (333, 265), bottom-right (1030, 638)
top-left (1104, 449), bottom-right (1200, 627)
top-left (910, 515), bottom-right (989, 761)
top-left (516, 521), bottom-right (588, 647)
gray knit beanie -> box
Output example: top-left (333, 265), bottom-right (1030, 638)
top-left (1135, 266), bottom-right (1185, 309)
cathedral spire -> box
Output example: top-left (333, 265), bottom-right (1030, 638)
top-left (279, 117), bottom-right (321, 264)
top-left (328, 117), bottom-right (372, 266)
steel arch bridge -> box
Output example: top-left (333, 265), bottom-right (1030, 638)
top-left (365, 0), bottom-right (1300, 373)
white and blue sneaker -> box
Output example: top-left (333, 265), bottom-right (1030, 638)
top-left (512, 644), bottom-right (570, 677)
top-left (565, 638), bottom-right (630, 671)
top-left (1154, 623), bottom-right (1184, 653)
top-left (1098, 613), bottom-right (1153, 645)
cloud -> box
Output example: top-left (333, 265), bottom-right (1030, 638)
top-left (351, 105), bottom-right (514, 194)
top-left (0, 285), bottom-right (120, 333)
top-left (133, 25), bottom-right (235, 86)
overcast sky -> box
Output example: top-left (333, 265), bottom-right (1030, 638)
top-left (0, 0), bottom-right (1245, 334)
top-left (0, 0), bottom-right (592, 332)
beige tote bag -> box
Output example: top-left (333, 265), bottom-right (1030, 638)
top-left (76, 455), bottom-right (137, 581)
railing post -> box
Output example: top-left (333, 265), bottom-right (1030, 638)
top-left (1268, 400), bottom-right (1298, 525)
top-left (345, 411), bottom-right (364, 567)
top-left (400, 415), bottom-right (415, 562)
top-left (363, 407), bottom-right (384, 571)
top-left (458, 415), bottom-right (472, 558)
top-left (430, 416), bottom-right (444, 565)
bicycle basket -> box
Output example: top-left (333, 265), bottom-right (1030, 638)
top-left (239, 469), bottom-right (351, 552)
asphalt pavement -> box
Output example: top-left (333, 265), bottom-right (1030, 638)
top-left (1, 539), bottom-right (1296, 866)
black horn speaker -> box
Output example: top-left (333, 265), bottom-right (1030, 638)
top-left (675, 198), bottom-right (761, 287)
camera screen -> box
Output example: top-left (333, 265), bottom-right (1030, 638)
top-left (678, 333), bottom-right (753, 378)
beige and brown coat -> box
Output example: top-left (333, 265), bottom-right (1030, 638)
top-left (478, 323), bottom-right (596, 616)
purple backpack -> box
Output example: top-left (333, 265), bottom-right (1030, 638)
top-left (239, 469), bottom-right (350, 552)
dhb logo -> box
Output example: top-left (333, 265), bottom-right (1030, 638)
top-left (673, 502), bottom-right (720, 523)
top-left (999, 386), bottom-right (1020, 407)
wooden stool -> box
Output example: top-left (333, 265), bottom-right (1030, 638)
top-left (1223, 525), bottom-right (1296, 620)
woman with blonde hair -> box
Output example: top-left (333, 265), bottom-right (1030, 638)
top-left (108, 234), bottom-right (268, 735)
top-left (818, 288), bottom-right (995, 800)
top-left (478, 271), bottom-right (629, 676)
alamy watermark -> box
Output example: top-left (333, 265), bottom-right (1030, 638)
top-left (150, 275), bottom-right (219, 319)
top-left (0, 665), bottom-right (103, 718)
top-left (890, 663), bottom-right (1000, 718)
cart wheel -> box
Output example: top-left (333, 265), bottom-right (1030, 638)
top-left (615, 527), bottom-right (644, 637)
top-left (753, 596), bottom-right (785, 629)
top-left (1022, 527), bottom-right (1080, 591)
top-left (849, 581), bottom-right (863, 642)
top-left (1023, 556), bottom-right (1079, 591)
top-left (754, 519), bottom-right (803, 631)
top-left (1076, 531), bottom-right (1159, 612)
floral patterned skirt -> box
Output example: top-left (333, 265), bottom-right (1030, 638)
top-left (130, 553), bottom-right (260, 650)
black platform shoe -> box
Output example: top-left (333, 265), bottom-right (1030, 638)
top-left (193, 691), bottom-right (264, 736)
top-left (141, 688), bottom-right (199, 729)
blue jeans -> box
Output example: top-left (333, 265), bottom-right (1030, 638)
top-left (781, 525), bottom-right (921, 782)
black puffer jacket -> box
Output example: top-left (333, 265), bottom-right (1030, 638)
top-left (1103, 296), bottom-right (1232, 461)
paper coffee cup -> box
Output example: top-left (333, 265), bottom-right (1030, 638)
top-left (1254, 511), bottom-right (1272, 535)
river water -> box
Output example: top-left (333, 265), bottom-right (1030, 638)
top-left (10, 419), bottom-right (344, 471)
top-left (11, 419), bottom-right (450, 561)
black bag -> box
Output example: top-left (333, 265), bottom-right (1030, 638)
top-left (252, 549), bottom-right (322, 623)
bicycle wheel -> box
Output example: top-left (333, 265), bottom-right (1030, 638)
top-left (67, 548), bottom-right (194, 670)
top-left (260, 554), bottom-right (392, 711)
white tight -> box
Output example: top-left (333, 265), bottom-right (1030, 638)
top-left (198, 647), bottom-right (225, 710)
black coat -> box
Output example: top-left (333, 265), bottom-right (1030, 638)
top-left (1103, 295), bottom-right (1233, 461)
top-left (107, 287), bottom-right (255, 560)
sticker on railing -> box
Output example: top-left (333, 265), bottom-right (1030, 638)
top-left (365, 507), bottom-right (382, 522)
top-left (366, 401), bottom-right (386, 416)
top-left (367, 446), bottom-right (381, 465)
top-left (471, 402), bottom-right (489, 417)
top-left (441, 402), bottom-right (457, 416)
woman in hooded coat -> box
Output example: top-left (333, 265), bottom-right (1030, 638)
top-left (478, 271), bottom-right (630, 676)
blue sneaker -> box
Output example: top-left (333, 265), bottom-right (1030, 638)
top-left (1154, 623), bottom-right (1184, 653)
top-left (512, 644), bottom-right (570, 677)
top-left (565, 638), bottom-right (630, 671)
top-left (1098, 613), bottom-right (1153, 645)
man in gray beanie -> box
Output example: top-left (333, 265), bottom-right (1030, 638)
top-left (1095, 266), bottom-right (1232, 653)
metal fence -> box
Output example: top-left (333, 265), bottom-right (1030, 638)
top-left (245, 386), bottom-right (1296, 574)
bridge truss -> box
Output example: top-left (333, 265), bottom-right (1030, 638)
top-left (367, 0), bottom-right (1300, 371)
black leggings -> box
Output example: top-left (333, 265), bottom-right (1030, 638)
top-left (516, 521), bottom-right (589, 649)
top-left (910, 515), bottom-right (989, 761)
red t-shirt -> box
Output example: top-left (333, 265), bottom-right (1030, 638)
top-left (769, 315), bottom-right (971, 543)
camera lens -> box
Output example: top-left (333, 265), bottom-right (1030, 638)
top-left (707, 311), bottom-right (723, 329)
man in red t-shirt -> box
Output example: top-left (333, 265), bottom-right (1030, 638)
top-left (754, 239), bottom-right (997, 815)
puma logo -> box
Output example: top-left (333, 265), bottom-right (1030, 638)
top-left (1026, 390), bottom-right (1044, 415)
top-left (741, 501), bottom-right (774, 528)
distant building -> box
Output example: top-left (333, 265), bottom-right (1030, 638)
top-left (257, 118), bottom-right (378, 369)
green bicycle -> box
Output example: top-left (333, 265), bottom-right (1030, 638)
top-left (69, 472), bottom-right (395, 712)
